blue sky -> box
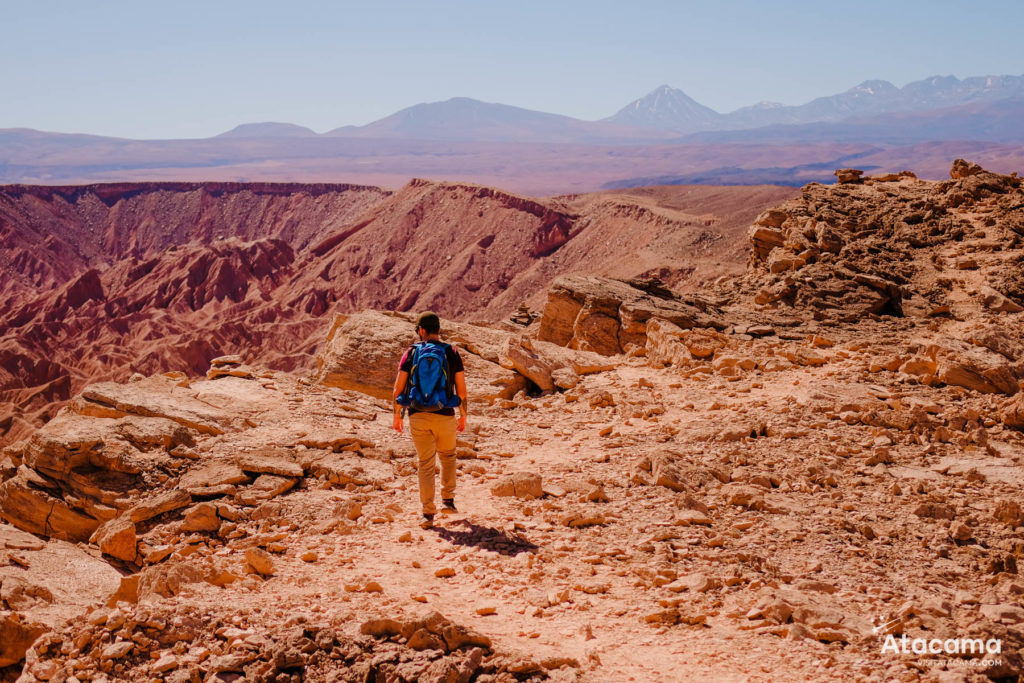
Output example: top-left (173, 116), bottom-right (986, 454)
top-left (2, 0), bottom-right (1021, 139)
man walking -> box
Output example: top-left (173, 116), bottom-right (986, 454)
top-left (393, 312), bottom-right (467, 528)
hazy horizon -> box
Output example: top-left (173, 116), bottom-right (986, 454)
top-left (3, 0), bottom-right (1023, 139)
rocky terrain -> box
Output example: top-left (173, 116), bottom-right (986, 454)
top-left (0, 180), bottom-right (793, 449)
top-left (1, 161), bottom-right (1024, 681)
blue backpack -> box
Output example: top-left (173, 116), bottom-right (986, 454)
top-left (397, 342), bottom-right (461, 412)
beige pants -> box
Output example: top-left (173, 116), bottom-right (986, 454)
top-left (409, 412), bottom-right (457, 515)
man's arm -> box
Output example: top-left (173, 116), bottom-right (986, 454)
top-left (454, 371), bottom-right (467, 433)
top-left (393, 371), bottom-right (409, 433)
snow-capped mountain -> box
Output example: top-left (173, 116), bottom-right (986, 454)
top-left (601, 75), bottom-right (1024, 134)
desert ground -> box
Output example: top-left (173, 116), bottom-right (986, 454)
top-left (2, 161), bottom-right (1024, 682)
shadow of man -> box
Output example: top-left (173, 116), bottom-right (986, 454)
top-left (432, 519), bottom-right (538, 556)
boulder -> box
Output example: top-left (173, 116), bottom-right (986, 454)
top-left (113, 416), bottom-right (196, 451)
top-left (0, 404), bottom-right (209, 543)
top-left (178, 462), bottom-right (250, 491)
top-left (502, 336), bottom-right (615, 392)
top-left (19, 414), bottom-right (146, 481)
top-left (490, 472), bottom-right (543, 499)
top-left (512, 472), bottom-right (543, 499)
top-left (537, 276), bottom-right (724, 356)
top-left (316, 311), bottom-right (526, 402)
top-left (980, 286), bottom-right (1024, 313)
top-left (441, 623), bottom-right (492, 650)
top-left (899, 356), bottom-right (938, 380)
top-left (408, 629), bottom-right (447, 651)
top-left (993, 500), bottom-right (1024, 528)
top-left (969, 325), bottom-right (1024, 364)
top-left (77, 376), bottom-right (235, 435)
top-left (651, 454), bottom-right (726, 492)
top-left (136, 561), bottom-right (206, 600)
top-left (236, 475), bottom-right (296, 506)
top-left (236, 449), bottom-right (304, 477)
top-left (301, 452), bottom-right (393, 488)
top-left (550, 368), bottom-right (579, 389)
top-left (181, 502), bottom-right (221, 532)
top-left (937, 347), bottom-right (1018, 395)
top-left (360, 618), bottom-right (403, 638)
top-left (0, 610), bottom-right (47, 668)
top-left (128, 489), bottom-right (192, 523)
top-left (647, 319), bottom-right (730, 366)
top-left (0, 466), bottom-right (101, 542)
top-left (767, 251), bottom-right (805, 274)
top-left (999, 393), bottom-right (1024, 430)
top-left (754, 209), bottom-right (789, 229)
top-left (749, 226), bottom-right (785, 261)
top-left (246, 548), bottom-right (275, 576)
top-left (207, 364), bottom-right (255, 380)
top-left (442, 324), bottom-right (517, 365)
top-left (652, 455), bottom-right (688, 492)
top-left (90, 516), bottom-right (138, 562)
top-left (834, 168), bottom-right (864, 184)
top-left (950, 158), bottom-right (983, 179)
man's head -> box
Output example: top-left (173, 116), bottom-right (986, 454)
top-left (416, 311), bottom-right (441, 338)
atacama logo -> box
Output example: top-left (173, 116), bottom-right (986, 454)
top-left (880, 634), bottom-right (1002, 656)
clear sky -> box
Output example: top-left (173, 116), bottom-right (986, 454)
top-left (2, 0), bottom-right (1021, 139)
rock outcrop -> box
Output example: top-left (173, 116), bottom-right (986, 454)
top-left (0, 376), bottom-right (230, 544)
top-left (742, 160), bottom-right (1024, 322)
top-left (0, 358), bottom-right (394, 571)
top-left (537, 275), bottom-right (726, 355)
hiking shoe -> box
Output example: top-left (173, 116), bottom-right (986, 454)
top-left (442, 499), bottom-right (457, 513)
top-left (420, 514), bottom-right (435, 529)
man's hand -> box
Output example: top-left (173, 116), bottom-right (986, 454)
top-left (393, 413), bottom-right (404, 433)
top-left (457, 415), bottom-right (467, 433)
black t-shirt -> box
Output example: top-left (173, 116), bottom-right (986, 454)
top-left (399, 341), bottom-right (465, 415)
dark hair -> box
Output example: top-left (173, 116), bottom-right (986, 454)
top-left (416, 312), bottom-right (440, 334)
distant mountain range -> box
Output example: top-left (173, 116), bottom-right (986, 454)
top-left (321, 97), bottom-right (666, 144)
top-left (1, 73), bottom-right (1023, 192)
top-left (608, 74), bottom-right (1024, 134)
top-left (204, 73), bottom-right (1024, 143)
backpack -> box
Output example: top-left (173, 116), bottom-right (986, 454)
top-left (397, 342), bottom-right (461, 412)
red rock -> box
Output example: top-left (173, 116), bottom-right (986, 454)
top-left (0, 611), bottom-right (47, 668)
top-left (90, 516), bottom-right (138, 562)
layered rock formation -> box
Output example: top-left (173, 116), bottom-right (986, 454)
top-left (0, 182), bottom-right (390, 300)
